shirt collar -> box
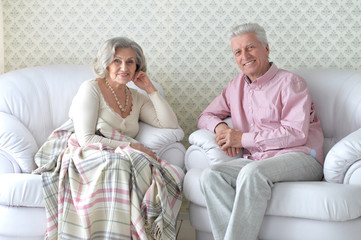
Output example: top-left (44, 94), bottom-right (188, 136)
top-left (243, 62), bottom-right (279, 85)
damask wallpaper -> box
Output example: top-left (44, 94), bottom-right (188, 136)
top-left (0, 1), bottom-right (3, 74)
top-left (2, 0), bottom-right (361, 145)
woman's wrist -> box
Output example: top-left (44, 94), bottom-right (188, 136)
top-left (146, 86), bottom-right (158, 95)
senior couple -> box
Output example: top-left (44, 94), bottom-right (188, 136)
top-left (35, 22), bottom-right (323, 240)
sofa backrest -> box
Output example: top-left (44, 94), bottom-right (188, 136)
top-left (294, 69), bottom-right (361, 156)
top-left (0, 65), bottom-right (96, 147)
top-left (2, 65), bottom-right (361, 167)
top-left (0, 64), bottom-right (164, 147)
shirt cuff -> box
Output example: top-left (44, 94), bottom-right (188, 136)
top-left (208, 119), bottom-right (224, 133)
top-left (241, 132), bottom-right (256, 149)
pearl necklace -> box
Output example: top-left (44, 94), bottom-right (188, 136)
top-left (105, 78), bottom-right (129, 112)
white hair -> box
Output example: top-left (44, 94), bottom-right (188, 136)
top-left (93, 37), bottom-right (147, 78)
top-left (230, 23), bottom-right (268, 47)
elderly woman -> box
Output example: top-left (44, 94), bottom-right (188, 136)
top-left (34, 37), bottom-right (182, 240)
top-left (72, 37), bottom-right (179, 157)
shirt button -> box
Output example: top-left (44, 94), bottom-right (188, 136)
top-left (251, 123), bottom-right (254, 127)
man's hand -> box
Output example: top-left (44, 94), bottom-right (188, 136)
top-left (215, 123), bottom-right (243, 157)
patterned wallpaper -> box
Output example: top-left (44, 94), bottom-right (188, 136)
top-left (2, 0), bottom-right (361, 146)
top-left (0, 1), bottom-right (3, 74)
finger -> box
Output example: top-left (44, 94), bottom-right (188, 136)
top-left (224, 147), bottom-right (232, 157)
top-left (133, 72), bottom-right (140, 81)
top-left (147, 150), bottom-right (156, 160)
top-left (219, 138), bottom-right (228, 147)
top-left (221, 143), bottom-right (227, 151)
top-left (231, 147), bottom-right (237, 157)
top-left (215, 135), bottom-right (221, 143)
top-left (221, 139), bottom-right (231, 150)
top-left (227, 148), bottom-right (233, 157)
top-left (216, 138), bottom-right (222, 146)
top-left (225, 148), bottom-right (233, 157)
top-left (137, 72), bottom-right (147, 81)
top-left (235, 148), bottom-right (241, 156)
top-left (133, 142), bottom-right (143, 148)
top-left (216, 136), bottom-right (223, 146)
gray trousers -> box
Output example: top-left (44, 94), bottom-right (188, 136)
top-left (200, 152), bottom-right (323, 240)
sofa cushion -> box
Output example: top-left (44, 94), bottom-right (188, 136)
top-left (0, 205), bottom-right (46, 238)
top-left (267, 181), bottom-right (361, 221)
top-left (184, 168), bottom-right (361, 222)
top-left (0, 173), bottom-right (44, 207)
top-left (324, 128), bottom-right (361, 183)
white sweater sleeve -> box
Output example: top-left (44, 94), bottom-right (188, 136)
top-left (139, 91), bottom-right (179, 129)
top-left (69, 80), bottom-right (130, 148)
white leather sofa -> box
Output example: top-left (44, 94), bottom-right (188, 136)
top-left (0, 64), bottom-right (186, 240)
top-left (184, 69), bottom-right (361, 240)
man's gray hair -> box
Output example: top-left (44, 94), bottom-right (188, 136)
top-left (93, 37), bottom-right (147, 78)
top-left (230, 23), bottom-right (268, 47)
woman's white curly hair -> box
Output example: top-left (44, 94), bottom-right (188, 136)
top-left (93, 37), bottom-right (147, 78)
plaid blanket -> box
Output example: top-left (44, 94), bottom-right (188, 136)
top-left (33, 119), bottom-right (183, 240)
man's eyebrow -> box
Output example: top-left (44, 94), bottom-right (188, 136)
top-left (233, 42), bottom-right (255, 53)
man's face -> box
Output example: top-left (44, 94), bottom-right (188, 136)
top-left (231, 32), bottom-right (270, 82)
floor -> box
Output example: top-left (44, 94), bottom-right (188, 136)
top-left (176, 199), bottom-right (196, 240)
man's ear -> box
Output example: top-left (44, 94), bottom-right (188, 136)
top-left (265, 44), bottom-right (270, 56)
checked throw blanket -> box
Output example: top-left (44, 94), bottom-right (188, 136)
top-left (33, 119), bottom-right (183, 240)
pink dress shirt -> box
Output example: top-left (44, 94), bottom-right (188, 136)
top-left (198, 63), bottom-right (324, 165)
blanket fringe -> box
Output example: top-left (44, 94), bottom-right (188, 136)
top-left (145, 219), bottom-right (163, 240)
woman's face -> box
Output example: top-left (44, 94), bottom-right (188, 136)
top-left (107, 47), bottom-right (137, 84)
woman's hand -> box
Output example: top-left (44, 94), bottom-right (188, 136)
top-left (129, 142), bottom-right (157, 160)
top-left (132, 71), bottom-right (157, 94)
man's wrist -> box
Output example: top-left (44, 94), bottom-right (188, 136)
top-left (214, 122), bottom-right (228, 133)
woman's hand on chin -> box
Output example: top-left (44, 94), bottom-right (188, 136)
top-left (132, 71), bottom-right (157, 94)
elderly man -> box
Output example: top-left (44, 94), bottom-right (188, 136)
top-left (199, 23), bottom-right (324, 240)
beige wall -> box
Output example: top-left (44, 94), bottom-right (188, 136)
top-left (2, 0), bottom-right (361, 145)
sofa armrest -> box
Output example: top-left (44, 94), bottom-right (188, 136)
top-left (185, 129), bottom-right (241, 170)
top-left (0, 113), bottom-right (38, 173)
top-left (324, 128), bottom-right (361, 185)
top-left (135, 121), bottom-right (186, 169)
top-left (135, 121), bottom-right (184, 150)
top-left (157, 142), bottom-right (186, 170)
top-left (344, 161), bottom-right (361, 185)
